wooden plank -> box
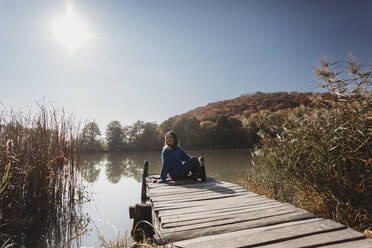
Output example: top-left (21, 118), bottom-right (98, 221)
top-left (322, 239), bottom-right (372, 248)
top-left (151, 202), bottom-right (161, 231)
top-left (147, 185), bottom-right (244, 198)
top-left (173, 219), bottom-right (345, 248)
top-left (148, 181), bottom-right (241, 194)
top-left (151, 189), bottom-right (249, 203)
top-left (155, 210), bottom-right (314, 244)
top-left (161, 207), bottom-right (307, 231)
top-left (258, 228), bottom-right (365, 248)
top-left (147, 177), bottom-right (215, 188)
top-left (160, 202), bottom-right (287, 224)
top-left (159, 204), bottom-right (292, 224)
top-left (149, 189), bottom-right (246, 201)
top-left (158, 201), bottom-right (282, 219)
top-left (156, 198), bottom-right (279, 216)
top-left (152, 192), bottom-right (256, 207)
top-left (148, 185), bottom-right (244, 197)
top-left (162, 205), bottom-right (298, 228)
top-left (150, 186), bottom-right (246, 200)
top-left (153, 191), bottom-right (257, 206)
top-left (153, 193), bottom-right (268, 207)
top-left (153, 192), bottom-right (261, 205)
top-left (147, 179), bottom-right (237, 188)
top-left (149, 181), bottom-right (232, 191)
top-left (155, 195), bottom-right (274, 213)
top-left (148, 180), bottom-right (241, 189)
top-left (173, 218), bottom-right (324, 247)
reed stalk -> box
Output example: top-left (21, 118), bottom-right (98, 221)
top-left (244, 57), bottom-right (372, 232)
top-left (0, 104), bottom-right (89, 247)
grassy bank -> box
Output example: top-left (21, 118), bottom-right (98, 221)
top-left (0, 105), bottom-right (88, 247)
top-left (243, 57), bottom-right (371, 232)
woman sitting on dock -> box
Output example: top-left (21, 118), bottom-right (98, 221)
top-left (158, 131), bottom-right (203, 183)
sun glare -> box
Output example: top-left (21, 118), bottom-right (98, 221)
top-left (51, 3), bottom-right (94, 54)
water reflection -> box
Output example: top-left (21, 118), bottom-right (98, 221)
top-left (105, 153), bottom-right (143, 183)
top-left (80, 151), bottom-right (163, 184)
top-left (80, 149), bottom-right (252, 186)
top-left (80, 153), bottom-right (105, 183)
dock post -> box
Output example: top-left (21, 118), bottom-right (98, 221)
top-left (130, 160), bottom-right (153, 240)
top-left (131, 203), bottom-right (153, 240)
top-left (141, 160), bottom-right (149, 204)
top-left (199, 156), bottom-right (207, 182)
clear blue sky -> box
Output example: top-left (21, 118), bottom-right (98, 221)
top-left (0, 0), bottom-right (371, 130)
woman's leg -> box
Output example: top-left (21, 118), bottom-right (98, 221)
top-left (173, 157), bottom-right (200, 180)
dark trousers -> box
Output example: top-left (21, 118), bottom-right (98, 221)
top-left (173, 157), bottom-right (200, 179)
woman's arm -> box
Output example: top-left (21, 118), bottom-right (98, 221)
top-left (159, 149), bottom-right (169, 183)
top-left (178, 146), bottom-right (191, 161)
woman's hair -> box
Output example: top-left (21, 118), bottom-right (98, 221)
top-left (164, 131), bottom-right (178, 147)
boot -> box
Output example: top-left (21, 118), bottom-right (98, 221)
top-left (200, 164), bottom-right (206, 182)
top-left (198, 156), bottom-right (206, 182)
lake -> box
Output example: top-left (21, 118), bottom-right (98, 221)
top-left (78, 149), bottom-right (252, 247)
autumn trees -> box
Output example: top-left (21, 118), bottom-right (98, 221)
top-left (79, 91), bottom-right (323, 152)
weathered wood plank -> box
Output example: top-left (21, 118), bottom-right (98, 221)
top-left (147, 179), bottom-right (237, 188)
top-left (153, 191), bottom-right (260, 204)
top-left (156, 198), bottom-right (279, 216)
top-left (155, 210), bottom-right (314, 244)
top-left (149, 189), bottom-right (241, 199)
top-left (162, 205), bottom-right (298, 228)
top-left (150, 187), bottom-right (247, 200)
top-left (147, 177), bottom-right (215, 188)
top-left (153, 193), bottom-right (257, 208)
top-left (161, 208), bottom-right (308, 231)
top-left (154, 191), bottom-right (265, 207)
top-left (151, 189), bottom-right (251, 203)
top-left (157, 201), bottom-right (281, 219)
top-left (322, 239), bottom-right (372, 248)
top-left (148, 180), bottom-right (241, 188)
top-left (173, 218), bottom-right (324, 247)
top-left (173, 218), bottom-right (345, 248)
top-left (155, 195), bottom-right (274, 213)
top-left (160, 202), bottom-right (286, 224)
top-left (258, 228), bottom-right (365, 248)
top-left (148, 185), bottom-right (244, 198)
top-left (148, 182), bottom-right (242, 194)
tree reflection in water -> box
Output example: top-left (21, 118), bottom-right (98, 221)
top-left (79, 151), bottom-right (163, 184)
top-left (79, 149), bottom-right (252, 184)
top-left (80, 153), bottom-right (105, 183)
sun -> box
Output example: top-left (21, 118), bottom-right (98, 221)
top-left (51, 3), bottom-right (94, 54)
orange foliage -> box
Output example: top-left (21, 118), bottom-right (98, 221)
top-left (178, 91), bottom-right (333, 122)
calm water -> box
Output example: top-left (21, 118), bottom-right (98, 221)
top-left (78, 149), bottom-right (252, 247)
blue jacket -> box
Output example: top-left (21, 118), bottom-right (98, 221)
top-left (160, 145), bottom-right (191, 182)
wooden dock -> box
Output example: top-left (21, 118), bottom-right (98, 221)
top-left (130, 161), bottom-right (371, 247)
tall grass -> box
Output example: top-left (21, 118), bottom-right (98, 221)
top-left (244, 56), bottom-right (371, 232)
top-left (0, 104), bottom-right (89, 247)
top-left (98, 231), bottom-right (163, 248)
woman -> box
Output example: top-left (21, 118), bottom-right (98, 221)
top-left (158, 131), bottom-right (202, 183)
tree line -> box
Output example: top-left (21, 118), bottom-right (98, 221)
top-left (79, 91), bottom-right (329, 152)
top-left (79, 115), bottom-right (260, 152)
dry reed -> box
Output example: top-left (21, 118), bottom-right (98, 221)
top-left (244, 57), bottom-right (371, 232)
top-left (0, 104), bottom-right (89, 247)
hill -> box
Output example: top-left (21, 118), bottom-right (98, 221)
top-left (176, 91), bottom-right (332, 122)
top-left (158, 91), bottom-right (334, 149)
